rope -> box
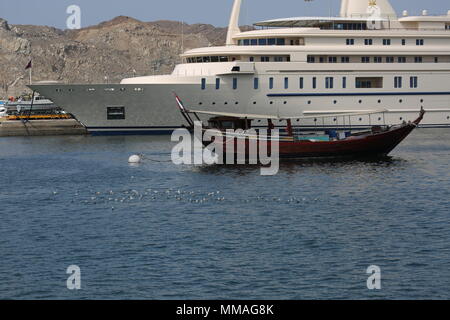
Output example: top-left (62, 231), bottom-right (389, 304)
top-left (138, 154), bottom-right (172, 163)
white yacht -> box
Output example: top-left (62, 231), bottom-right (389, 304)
top-left (30, 0), bottom-right (450, 135)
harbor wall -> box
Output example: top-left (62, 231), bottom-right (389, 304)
top-left (0, 119), bottom-right (87, 137)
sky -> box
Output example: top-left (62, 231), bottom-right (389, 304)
top-left (0, 0), bottom-right (449, 29)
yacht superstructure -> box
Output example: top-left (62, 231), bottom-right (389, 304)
top-left (30, 0), bottom-right (450, 134)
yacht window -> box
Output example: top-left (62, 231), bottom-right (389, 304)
top-left (201, 78), bottom-right (206, 90)
top-left (402, 39), bottom-right (406, 45)
top-left (254, 78), bottom-right (259, 90)
top-left (328, 57), bottom-right (337, 63)
top-left (233, 78), bottom-right (238, 90)
top-left (274, 56), bottom-right (283, 62)
top-left (435, 57), bottom-right (439, 63)
top-left (307, 56), bottom-right (315, 63)
top-left (251, 39), bottom-right (257, 45)
top-left (416, 39), bottom-right (424, 46)
top-left (284, 77), bottom-right (289, 89)
top-left (414, 56), bottom-right (423, 63)
top-left (325, 77), bottom-right (334, 89)
top-left (268, 38), bottom-right (276, 45)
top-left (211, 56), bottom-right (219, 62)
top-left (364, 39), bottom-right (373, 45)
top-left (215, 78), bottom-right (220, 90)
top-left (299, 77), bottom-right (304, 89)
top-left (261, 56), bottom-right (270, 62)
top-left (361, 57), bottom-right (370, 63)
top-left (382, 39), bottom-right (391, 45)
top-left (249, 57), bottom-right (254, 62)
top-left (107, 107), bottom-right (125, 120)
top-left (341, 57), bottom-right (350, 63)
top-left (276, 38), bottom-right (285, 45)
top-left (203, 56), bottom-right (210, 63)
top-left (346, 39), bottom-right (355, 45)
top-left (243, 39), bottom-right (250, 46)
top-left (374, 57), bottom-right (382, 63)
top-left (410, 76), bottom-right (418, 88)
top-left (342, 77), bottom-right (347, 89)
top-left (398, 57), bottom-right (406, 63)
top-left (258, 38), bottom-right (267, 45)
top-left (394, 76), bottom-right (402, 88)
top-left (319, 57), bottom-right (325, 63)
top-left (219, 56), bottom-right (229, 62)
top-left (356, 77), bottom-right (383, 89)
top-left (312, 77), bottom-right (317, 89)
top-left (269, 77), bottom-right (274, 90)
top-left (386, 57), bottom-right (394, 63)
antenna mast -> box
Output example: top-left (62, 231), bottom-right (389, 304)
top-left (226, 0), bottom-right (242, 46)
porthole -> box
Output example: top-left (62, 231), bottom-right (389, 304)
top-left (420, 99), bottom-right (424, 103)
top-left (307, 100), bottom-right (311, 104)
top-left (400, 117), bottom-right (403, 120)
top-left (399, 99), bottom-right (403, 103)
top-left (235, 102), bottom-right (239, 105)
top-left (224, 102), bottom-right (228, 105)
top-left (378, 117), bottom-right (382, 121)
top-left (378, 100), bottom-right (381, 103)
top-left (359, 118), bottom-right (362, 121)
top-left (447, 116), bottom-right (450, 120)
top-left (314, 118), bottom-right (317, 122)
top-left (199, 102), bottom-right (203, 105)
top-left (333, 100), bottom-right (337, 104)
top-left (257, 120), bottom-right (261, 123)
top-left (212, 102), bottom-right (216, 105)
top-left (270, 101), bottom-right (273, 105)
top-left (283, 101), bottom-right (287, 105)
top-left (358, 100), bottom-right (362, 104)
top-left (296, 119), bottom-right (300, 122)
top-left (253, 101), bottom-right (256, 104)
top-left (333, 118), bottom-right (337, 122)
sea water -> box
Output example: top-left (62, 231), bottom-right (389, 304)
top-left (0, 129), bottom-right (449, 299)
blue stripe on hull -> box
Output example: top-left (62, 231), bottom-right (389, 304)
top-left (86, 123), bottom-right (450, 135)
top-left (89, 130), bottom-right (174, 136)
top-left (267, 92), bottom-right (450, 97)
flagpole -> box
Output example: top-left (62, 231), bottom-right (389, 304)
top-left (29, 67), bottom-right (32, 85)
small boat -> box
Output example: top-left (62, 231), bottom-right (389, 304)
top-left (174, 94), bottom-right (425, 160)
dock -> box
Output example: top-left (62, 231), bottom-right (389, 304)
top-left (0, 118), bottom-right (87, 137)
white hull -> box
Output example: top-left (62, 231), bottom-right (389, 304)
top-left (30, 75), bottom-right (450, 135)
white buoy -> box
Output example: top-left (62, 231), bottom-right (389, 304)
top-left (128, 154), bottom-right (141, 164)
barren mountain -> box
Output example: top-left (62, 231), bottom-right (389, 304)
top-left (0, 17), bottom-right (247, 98)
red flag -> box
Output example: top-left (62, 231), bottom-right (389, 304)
top-left (25, 60), bottom-right (32, 70)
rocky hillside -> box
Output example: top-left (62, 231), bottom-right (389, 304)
top-left (0, 17), bottom-right (247, 98)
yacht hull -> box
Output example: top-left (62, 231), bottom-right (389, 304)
top-left (30, 82), bottom-right (450, 135)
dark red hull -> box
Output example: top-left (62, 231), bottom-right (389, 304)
top-left (220, 114), bottom-right (423, 160)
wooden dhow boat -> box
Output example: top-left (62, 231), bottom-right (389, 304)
top-left (174, 94), bottom-right (425, 160)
